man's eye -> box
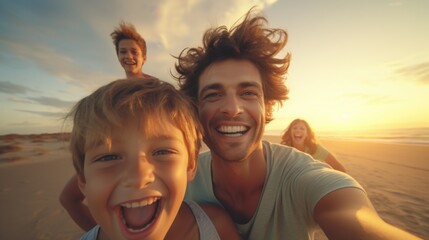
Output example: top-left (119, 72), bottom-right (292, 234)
top-left (96, 154), bottom-right (121, 162)
top-left (202, 92), bottom-right (221, 100)
top-left (242, 91), bottom-right (259, 97)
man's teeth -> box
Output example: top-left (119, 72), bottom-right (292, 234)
top-left (120, 197), bottom-right (160, 208)
top-left (217, 125), bottom-right (247, 135)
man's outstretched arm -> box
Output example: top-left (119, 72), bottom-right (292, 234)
top-left (314, 187), bottom-right (421, 240)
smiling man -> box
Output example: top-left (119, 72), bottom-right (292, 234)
top-left (175, 8), bottom-right (420, 240)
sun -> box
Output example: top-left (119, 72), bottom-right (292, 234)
top-left (340, 113), bottom-right (351, 122)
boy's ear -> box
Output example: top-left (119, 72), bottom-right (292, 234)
top-left (187, 157), bottom-right (197, 182)
top-left (77, 174), bottom-right (87, 195)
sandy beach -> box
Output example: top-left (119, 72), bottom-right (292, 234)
top-left (0, 133), bottom-right (428, 239)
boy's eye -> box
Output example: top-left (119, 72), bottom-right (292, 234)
top-left (95, 154), bottom-right (121, 162)
top-left (153, 149), bottom-right (174, 156)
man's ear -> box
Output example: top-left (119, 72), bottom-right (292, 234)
top-left (187, 157), bottom-right (197, 182)
top-left (77, 173), bottom-right (87, 196)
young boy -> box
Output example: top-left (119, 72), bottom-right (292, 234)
top-left (67, 78), bottom-right (240, 239)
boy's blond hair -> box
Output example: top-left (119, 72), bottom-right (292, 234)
top-left (67, 78), bottom-right (202, 177)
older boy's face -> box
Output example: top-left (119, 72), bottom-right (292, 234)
top-left (118, 39), bottom-right (146, 77)
top-left (198, 59), bottom-right (265, 162)
top-left (80, 118), bottom-right (191, 240)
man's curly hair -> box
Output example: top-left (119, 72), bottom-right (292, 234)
top-left (174, 7), bottom-right (290, 123)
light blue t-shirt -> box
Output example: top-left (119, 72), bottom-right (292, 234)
top-left (305, 143), bottom-right (330, 161)
top-left (185, 140), bottom-right (364, 240)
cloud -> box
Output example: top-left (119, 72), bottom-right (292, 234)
top-left (0, 0), bottom-right (278, 87)
top-left (16, 109), bottom-right (67, 118)
top-left (153, 0), bottom-right (276, 51)
top-left (65, 0), bottom-right (277, 52)
top-left (388, 1), bottom-right (404, 7)
top-left (27, 96), bottom-right (76, 109)
top-left (2, 39), bottom-right (116, 90)
top-left (7, 96), bottom-right (34, 104)
top-left (394, 61), bottom-right (429, 84)
top-left (0, 81), bottom-right (37, 94)
top-left (343, 93), bottom-right (396, 105)
top-left (9, 120), bottom-right (40, 126)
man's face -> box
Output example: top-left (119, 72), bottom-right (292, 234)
top-left (197, 59), bottom-right (265, 162)
top-left (79, 118), bottom-right (192, 240)
top-left (117, 39), bottom-right (146, 78)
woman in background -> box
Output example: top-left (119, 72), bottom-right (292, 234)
top-left (281, 119), bottom-right (346, 172)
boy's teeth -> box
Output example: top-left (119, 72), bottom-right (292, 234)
top-left (121, 197), bottom-right (159, 208)
top-left (120, 197), bottom-right (160, 231)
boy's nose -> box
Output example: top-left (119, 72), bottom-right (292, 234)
top-left (125, 51), bottom-right (132, 58)
top-left (123, 157), bottom-right (155, 188)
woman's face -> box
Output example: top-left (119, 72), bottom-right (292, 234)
top-left (290, 121), bottom-right (308, 146)
top-left (117, 39), bottom-right (146, 78)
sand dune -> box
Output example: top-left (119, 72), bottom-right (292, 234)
top-left (0, 134), bottom-right (427, 239)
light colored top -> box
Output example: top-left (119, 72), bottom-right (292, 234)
top-left (80, 225), bottom-right (99, 240)
top-left (185, 140), bottom-right (364, 240)
top-left (80, 200), bottom-right (220, 240)
top-left (185, 200), bottom-right (220, 240)
top-left (305, 143), bottom-right (330, 161)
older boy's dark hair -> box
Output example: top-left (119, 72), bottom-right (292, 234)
top-left (174, 7), bottom-right (290, 123)
top-left (111, 22), bottom-right (147, 57)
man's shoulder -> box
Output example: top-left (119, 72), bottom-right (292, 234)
top-left (197, 151), bottom-right (212, 167)
top-left (263, 140), bottom-right (313, 164)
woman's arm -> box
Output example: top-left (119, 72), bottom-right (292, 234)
top-left (324, 153), bottom-right (346, 172)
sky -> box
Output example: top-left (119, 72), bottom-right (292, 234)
top-left (1, 0), bottom-right (428, 135)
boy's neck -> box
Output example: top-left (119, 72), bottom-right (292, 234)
top-left (126, 72), bottom-right (143, 79)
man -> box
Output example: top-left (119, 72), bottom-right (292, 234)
top-left (174, 8), bottom-right (420, 240)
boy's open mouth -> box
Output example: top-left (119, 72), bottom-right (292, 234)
top-left (120, 197), bottom-right (160, 232)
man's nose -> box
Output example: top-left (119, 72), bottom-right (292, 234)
top-left (220, 94), bottom-right (243, 117)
